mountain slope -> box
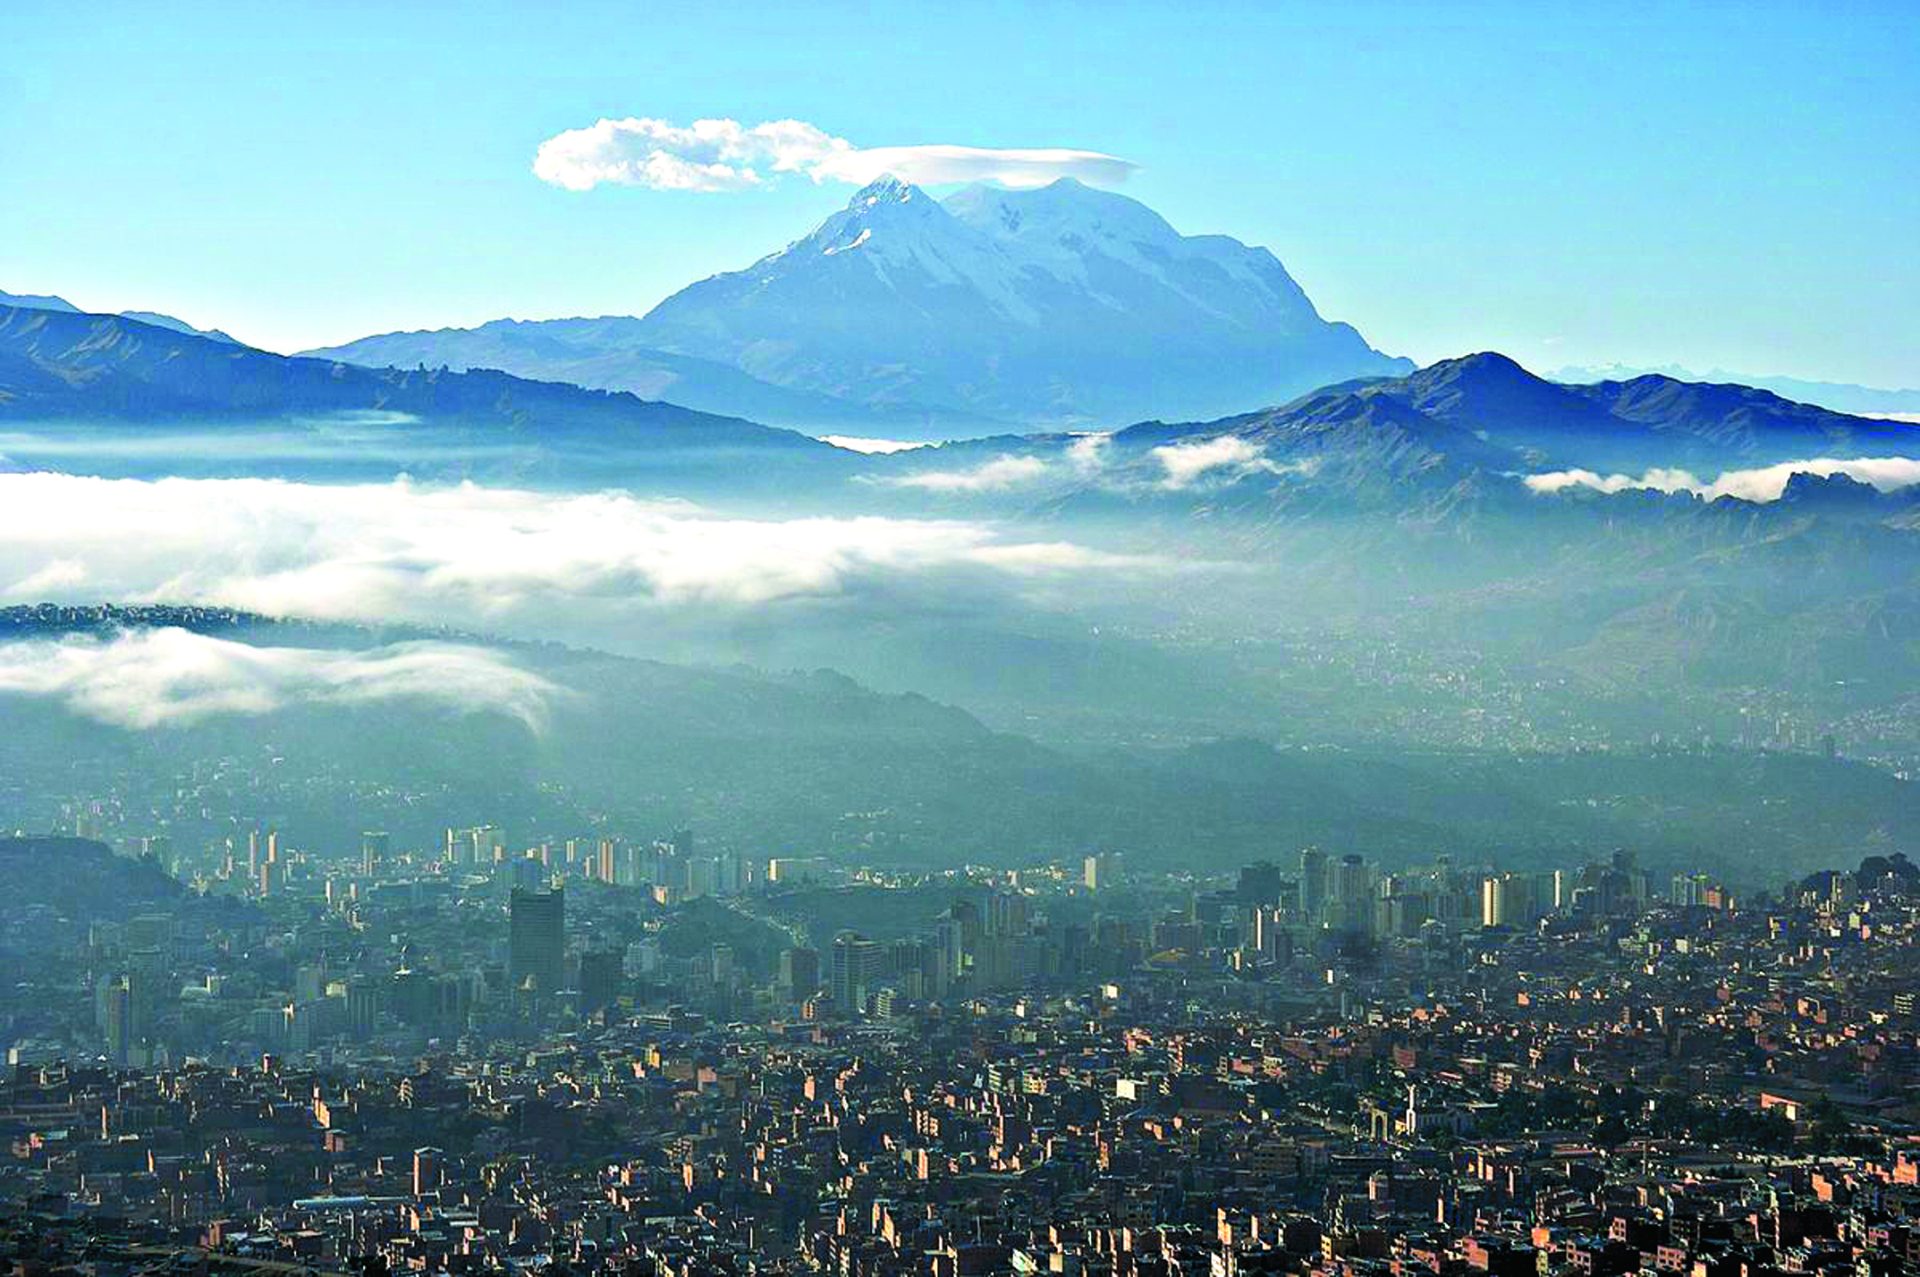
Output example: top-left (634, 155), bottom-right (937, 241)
top-left (0, 305), bottom-right (826, 445)
top-left (2, 606), bottom-right (1910, 883)
top-left (116, 309), bottom-right (241, 345)
top-left (310, 177), bottom-right (1410, 436)
top-left (302, 315), bottom-right (1011, 437)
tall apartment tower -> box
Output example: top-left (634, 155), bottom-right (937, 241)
top-left (508, 887), bottom-right (565, 993)
top-left (1299, 847), bottom-right (1329, 922)
top-left (831, 931), bottom-right (883, 1017)
top-left (361, 830), bottom-right (390, 876)
top-left (412, 1146), bottom-right (443, 1197)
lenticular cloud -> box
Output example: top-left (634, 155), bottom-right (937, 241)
top-left (532, 115), bottom-right (1136, 194)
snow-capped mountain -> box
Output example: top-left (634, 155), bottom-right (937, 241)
top-left (308, 177), bottom-right (1410, 435)
top-left (636, 175), bottom-right (1410, 428)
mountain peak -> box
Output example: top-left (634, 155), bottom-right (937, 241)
top-left (944, 177), bottom-right (1174, 243)
top-left (848, 174), bottom-right (919, 208)
top-left (1423, 352), bottom-right (1536, 381)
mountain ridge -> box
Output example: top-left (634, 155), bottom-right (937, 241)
top-left (0, 305), bottom-right (850, 493)
top-left (1, 288), bottom-right (241, 345)
top-left (1555, 361), bottom-right (1920, 420)
top-left (1108, 351), bottom-right (1920, 476)
top-left (10, 305), bottom-right (1920, 519)
top-left (0, 305), bottom-right (817, 445)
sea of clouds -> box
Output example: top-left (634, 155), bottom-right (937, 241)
top-left (0, 472), bottom-right (1168, 727)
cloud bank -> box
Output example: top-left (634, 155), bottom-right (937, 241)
top-left (0, 628), bottom-right (558, 730)
top-left (533, 116), bottom-right (1136, 193)
top-left (1525, 456), bottom-right (1920, 503)
top-left (0, 474), bottom-right (1153, 634)
top-left (889, 455), bottom-right (1052, 493)
top-left (871, 434), bottom-right (1312, 497)
top-left (1151, 436), bottom-right (1313, 490)
top-left (821, 435), bottom-right (931, 456)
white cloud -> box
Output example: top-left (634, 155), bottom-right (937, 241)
top-left (1525, 456), bottom-right (1920, 503)
top-left (533, 115), bottom-right (1135, 194)
top-left (812, 144), bottom-right (1137, 190)
top-left (0, 628), bottom-right (558, 731)
top-left (1522, 467), bottom-right (1701, 496)
top-left (822, 435), bottom-right (932, 456)
top-left (1152, 436), bottom-right (1271, 489)
top-left (0, 474), bottom-right (1153, 634)
top-left (888, 455), bottom-right (1052, 493)
top-left (7, 557), bottom-right (87, 596)
top-left (1066, 433), bottom-right (1111, 475)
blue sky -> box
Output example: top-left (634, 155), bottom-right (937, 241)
top-left (2, 0), bottom-right (1914, 386)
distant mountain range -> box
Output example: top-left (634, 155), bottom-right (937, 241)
top-left (304, 176), bottom-right (1411, 437)
top-left (0, 305), bottom-right (838, 492)
top-left (0, 288), bottom-right (241, 345)
top-left (8, 306), bottom-right (1919, 504)
top-left (1187, 352), bottom-right (1920, 473)
top-left (884, 352), bottom-right (1920, 516)
top-left (1554, 361), bottom-right (1920, 422)
top-left (0, 305), bottom-right (816, 448)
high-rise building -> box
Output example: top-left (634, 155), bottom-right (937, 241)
top-left (446, 825), bottom-right (505, 867)
top-left (1300, 847), bottom-right (1329, 922)
top-left (1333, 855), bottom-right (1371, 905)
top-left (97, 973), bottom-right (134, 1064)
top-left (578, 948), bottom-right (623, 1014)
top-left (361, 830), bottom-right (390, 876)
top-left (831, 932), bottom-right (883, 1017)
top-left (779, 946), bottom-right (820, 997)
top-left (508, 887), bottom-right (565, 994)
top-left (344, 979), bottom-right (379, 1040)
top-left (987, 889), bottom-right (1030, 938)
top-left (412, 1146), bottom-right (443, 1197)
top-left (1237, 860), bottom-right (1286, 907)
top-left (1324, 853), bottom-right (1372, 933)
top-left (1481, 873), bottom-right (1547, 929)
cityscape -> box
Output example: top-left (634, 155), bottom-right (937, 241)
top-left (2, 2), bottom-right (1917, 1275)
top-left (2, 815), bottom-right (1918, 1277)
